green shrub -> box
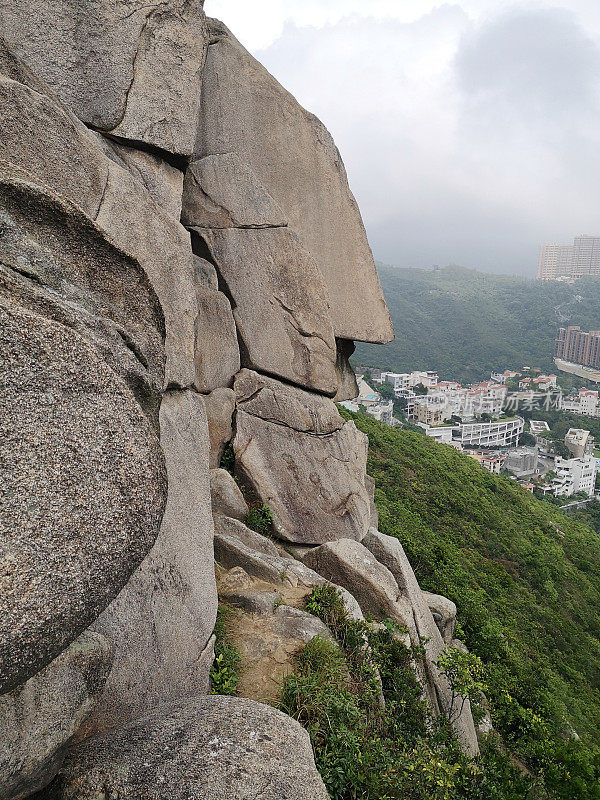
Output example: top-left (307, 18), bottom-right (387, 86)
top-left (245, 504), bottom-right (273, 536)
top-left (210, 605), bottom-right (241, 696)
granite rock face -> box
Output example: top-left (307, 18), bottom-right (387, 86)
top-left (56, 696), bottom-right (330, 800)
top-left (201, 226), bottom-right (337, 394)
top-left (0, 0), bottom-right (208, 155)
top-left (210, 469), bottom-right (248, 520)
top-left (79, 391), bottom-right (217, 739)
top-left (203, 387), bottom-right (236, 468)
top-left (197, 19), bottom-right (393, 344)
top-left (0, 631), bottom-right (113, 800)
top-left (234, 375), bottom-right (371, 543)
top-left (182, 152), bottom-right (287, 229)
top-left (0, 296), bottom-right (166, 692)
top-left (0, 66), bottom-right (198, 389)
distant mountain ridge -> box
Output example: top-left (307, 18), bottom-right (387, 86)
top-left (354, 265), bottom-right (600, 384)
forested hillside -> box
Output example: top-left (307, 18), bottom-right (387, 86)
top-left (354, 266), bottom-right (600, 383)
top-left (343, 409), bottom-right (600, 798)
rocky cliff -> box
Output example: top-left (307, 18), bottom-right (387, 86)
top-left (0, 4), bottom-right (478, 798)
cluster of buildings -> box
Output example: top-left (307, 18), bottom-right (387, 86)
top-left (352, 366), bottom-right (599, 500)
top-left (537, 235), bottom-right (600, 281)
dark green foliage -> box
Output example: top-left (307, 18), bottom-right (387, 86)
top-left (245, 503), bottom-right (273, 536)
top-left (210, 604), bottom-right (241, 696)
top-left (281, 586), bottom-right (531, 800)
top-left (220, 441), bottom-right (235, 474)
top-left (354, 266), bottom-right (600, 383)
top-left (340, 408), bottom-right (600, 798)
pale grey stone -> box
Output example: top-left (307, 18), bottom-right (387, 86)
top-left (210, 469), bottom-right (248, 521)
top-left (182, 153), bottom-right (287, 228)
top-left (234, 368), bottom-right (343, 434)
top-left (234, 408), bottom-right (371, 544)
top-left (100, 137), bottom-right (184, 219)
top-left (79, 391), bottom-right (217, 739)
top-left (334, 339), bottom-right (359, 402)
top-left (197, 19), bottom-right (393, 344)
top-left (200, 226), bottom-right (337, 395)
top-left (0, 297), bottom-right (165, 692)
top-left (194, 284), bottom-right (240, 392)
top-left (193, 255), bottom-right (219, 291)
top-left (364, 474), bottom-right (379, 530)
top-left (220, 590), bottom-right (281, 615)
top-left (423, 591), bottom-right (457, 644)
top-left (56, 696), bottom-right (330, 800)
top-left (203, 387), bottom-right (235, 468)
top-left (214, 515), bottom-right (279, 558)
top-left (0, 631), bottom-right (113, 800)
top-left (0, 72), bottom-right (198, 389)
top-left (0, 0), bottom-right (208, 155)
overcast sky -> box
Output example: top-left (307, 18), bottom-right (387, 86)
top-left (204, 1), bottom-right (600, 277)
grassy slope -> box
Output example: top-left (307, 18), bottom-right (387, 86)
top-left (354, 266), bottom-right (600, 383)
top-left (343, 410), bottom-right (600, 753)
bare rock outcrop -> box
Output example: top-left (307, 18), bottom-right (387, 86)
top-left (0, 0), bottom-right (208, 156)
top-left (0, 631), bottom-right (113, 800)
top-left (233, 372), bottom-right (371, 543)
top-left (54, 696), bottom-right (330, 800)
top-left (78, 391), bottom-right (217, 739)
top-left (197, 18), bottom-right (393, 345)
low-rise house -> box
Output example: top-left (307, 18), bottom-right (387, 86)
top-left (466, 450), bottom-right (506, 474)
top-left (559, 389), bottom-right (600, 417)
top-left (491, 370), bottom-right (521, 384)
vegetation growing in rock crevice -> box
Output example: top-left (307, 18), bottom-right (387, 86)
top-left (280, 586), bottom-right (530, 800)
top-left (340, 408), bottom-right (600, 798)
top-left (210, 604), bottom-right (242, 696)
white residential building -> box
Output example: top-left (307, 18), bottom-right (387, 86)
top-left (454, 417), bottom-right (524, 448)
top-left (552, 455), bottom-right (598, 497)
top-left (340, 378), bottom-right (395, 426)
top-left (565, 428), bottom-right (594, 459)
top-left (377, 370), bottom-right (439, 392)
top-left (466, 450), bottom-right (506, 474)
top-left (559, 389), bottom-right (600, 417)
top-left (491, 370), bottom-right (521, 384)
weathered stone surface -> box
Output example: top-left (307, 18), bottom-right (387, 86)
top-left (197, 19), bottom-right (393, 344)
top-left (364, 474), bottom-right (379, 530)
top-left (182, 153), bottom-right (287, 228)
top-left (0, 176), bottom-right (165, 423)
top-left (194, 284), bottom-right (240, 392)
top-left (234, 388), bottom-right (371, 543)
top-left (79, 391), bottom-right (217, 739)
top-left (204, 387), bottom-right (235, 468)
top-left (302, 539), bottom-right (416, 635)
top-left (0, 1), bottom-right (208, 155)
top-left (423, 591), bottom-right (457, 645)
top-left (0, 297), bottom-right (165, 692)
top-left (193, 255), bottom-right (219, 291)
top-left (200, 226), bottom-right (337, 394)
top-left (0, 70), bottom-right (198, 388)
top-left (362, 530), bottom-right (478, 755)
top-left (210, 469), bottom-right (248, 520)
top-left (214, 518), bottom-right (364, 620)
top-left (101, 137), bottom-right (184, 219)
top-left (0, 631), bottom-right (113, 800)
top-left (235, 368), bottom-right (343, 434)
top-left (56, 696), bottom-right (330, 800)
top-left (334, 339), bottom-right (359, 402)
top-left (232, 605), bottom-right (334, 704)
top-left (221, 589), bottom-right (281, 615)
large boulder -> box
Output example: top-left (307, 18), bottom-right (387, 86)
top-left (0, 0), bottom-right (208, 156)
top-left (200, 226), bottom-right (337, 394)
top-left (196, 19), bottom-right (393, 345)
top-left (78, 391), bottom-right (217, 739)
top-left (0, 632), bottom-right (113, 800)
top-left (0, 66), bottom-right (198, 388)
top-left (55, 696), bottom-right (330, 800)
top-left (193, 283), bottom-right (240, 392)
top-left (233, 374), bottom-right (371, 543)
top-left (210, 469), bottom-right (248, 521)
top-left (0, 295), bottom-right (166, 692)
